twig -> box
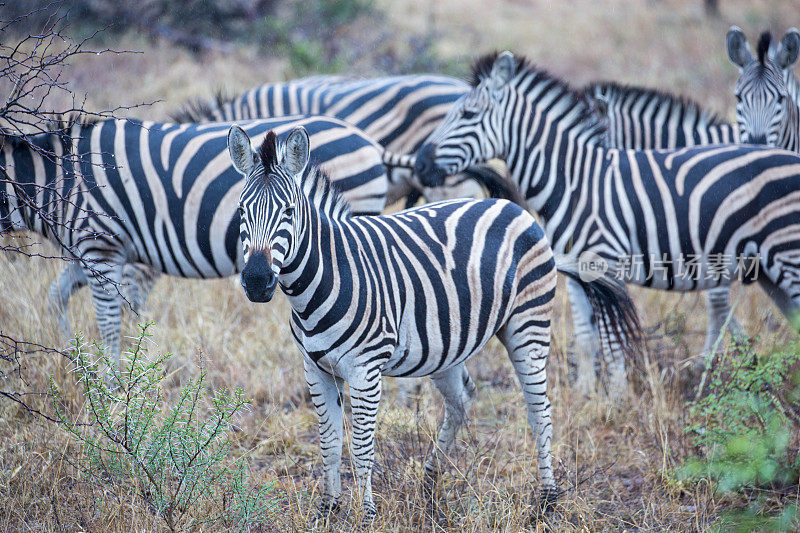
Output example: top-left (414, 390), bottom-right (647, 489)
top-left (694, 290), bottom-right (744, 400)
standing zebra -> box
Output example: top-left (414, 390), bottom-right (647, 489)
top-left (228, 125), bottom-right (640, 522)
top-left (172, 74), bottom-right (514, 206)
top-left (415, 52), bottom-right (800, 392)
top-left (727, 27), bottom-right (800, 151)
top-left (581, 82), bottom-right (743, 358)
top-left (1, 115), bottom-right (390, 362)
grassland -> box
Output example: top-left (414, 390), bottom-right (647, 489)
top-left (1, 0), bottom-right (799, 530)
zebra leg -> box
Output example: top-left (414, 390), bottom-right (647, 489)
top-left (702, 286), bottom-right (743, 356)
top-left (303, 359), bottom-right (345, 518)
top-left (47, 262), bottom-right (87, 339)
top-left (348, 369), bottom-right (383, 522)
top-left (82, 254), bottom-right (125, 364)
top-left (120, 264), bottom-right (160, 313)
top-left (757, 273), bottom-right (800, 332)
top-left (498, 314), bottom-right (557, 514)
top-left (595, 298), bottom-right (630, 397)
top-left (566, 277), bottom-right (601, 395)
top-left (394, 377), bottom-right (423, 407)
top-left (423, 364), bottom-right (477, 482)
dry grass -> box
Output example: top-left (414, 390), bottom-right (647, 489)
top-left (2, 1), bottom-right (799, 531)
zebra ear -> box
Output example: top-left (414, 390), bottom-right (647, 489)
top-left (283, 127), bottom-right (310, 177)
top-left (775, 28), bottom-right (800, 70)
top-left (727, 26), bottom-right (753, 69)
top-left (228, 125), bottom-right (256, 176)
top-left (489, 51), bottom-right (515, 91)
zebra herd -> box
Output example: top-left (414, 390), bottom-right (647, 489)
top-left (2, 25), bottom-right (800, 522)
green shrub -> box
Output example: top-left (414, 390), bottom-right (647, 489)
top-left (679, 340), bottom-right (800, 531)
top-left (50, 323), bottom-right (279, 532)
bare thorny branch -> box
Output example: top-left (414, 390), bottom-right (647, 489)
top-left (0, 2), bottom-right (147, 419)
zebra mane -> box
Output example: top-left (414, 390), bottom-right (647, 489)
top-left (582, 81), bottom-right (728, 126)
top-left (1, 113), bottom-right (100, 149)
top-left (46, 113), bottom-right (102, 134)
top-left (301, 166), bottom-right (351, 221)
top-left (471, 52), bottom-right (606, 142)
top-left (758, 31), bottom-right (772, 65)
top-left (170, 89), bottom-right (230, 123)
top-left (257, 133), bottom-right (351, 221)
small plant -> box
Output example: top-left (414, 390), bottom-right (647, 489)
top-left (50, 323), bottom-right (279, 531)
top-left (679, 340), bottom-right (800, 531)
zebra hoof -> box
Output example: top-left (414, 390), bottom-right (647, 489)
top-left (358, 502), bottom-right (377, 530)
top-left (536, 486), bottom-right (560, 517)
top-left (315, 497), bottom-right (341, 520)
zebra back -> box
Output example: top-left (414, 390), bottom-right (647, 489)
top-left (0, 115), bottom-right (388, 278)
top-left (172, 75), bottom-right (470, 154)
top-left (583, 81), bottom-right (737, 149)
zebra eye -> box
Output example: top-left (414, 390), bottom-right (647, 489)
top-left (238, 205), bottom-right (245, 217)
top-left (463, 109), bottom-right (477, 119)
top-left (284, 204), bottom-right (295, 216)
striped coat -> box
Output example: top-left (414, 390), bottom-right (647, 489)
top-left (229, 125), bottom-right (640, 521)
top-left (581, 81), bottom-right (742, 355)
top-left (1, 115), bottom-right (391, 360)
top-left (172, 75), bottom-right (514, 206)
top-left (415, 52), bottom-right (800, 393)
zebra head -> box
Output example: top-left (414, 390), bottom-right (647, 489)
top-left (228, 126), bottom-right (309, 303)
top-left (415, 51), bottom-right (516, 187)
top-left (727, 27), bottom-right (800, 146)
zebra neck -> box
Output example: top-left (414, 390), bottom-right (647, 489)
top-left (501, 72), bottom-right (606, 231)
top-left (785, 69), bottom-right (800, 108)
top-left (503, 100), bottom-right (604, 237)
top-left (277, 200), bottom-right (347, 309)
top-left (780, 98), bottom-right (800, 152)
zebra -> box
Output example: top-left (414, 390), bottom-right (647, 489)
top-left (174, 75), bottom-right (524, 404)
top-left (580, 82), bottom-right (743, 358)
top-left (228, 125), bottom-right (640, 522)
top-left (727, 27), bottom-right (800, 151)
top-left (1, 115), bottom-right (391, 362)
top-left (415, 51), bottom-right (800, 393)
top-left (171, 74), bottom-right (516, 206)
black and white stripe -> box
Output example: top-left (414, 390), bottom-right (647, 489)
top-left (229, 125), bottom-right (640, 520)
top-left (727, 27), bottom-right (800, 151)
top-left (582, 82), bottom-right (743, 354)
top-left (1, 115), bottom-right (390, 361)
top-left (173, 75), bottom-right (514, 206)
top-left (416, 52), bottom-right (800, 392)
top-left (583, 82), bottom-right (737, 149)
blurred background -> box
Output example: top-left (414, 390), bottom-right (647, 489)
top-left (4, 0), bottom-right (799, 119)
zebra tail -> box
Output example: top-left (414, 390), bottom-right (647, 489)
top-left (554, 256), bottom-right (644, 356)
top-left (461, 165), bottom-right (527, 207)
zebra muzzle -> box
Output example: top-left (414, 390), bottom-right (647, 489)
top-left (241, 251), bottom-right (277, 303)
top-left (414, 143), bottom-right (447, 187)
